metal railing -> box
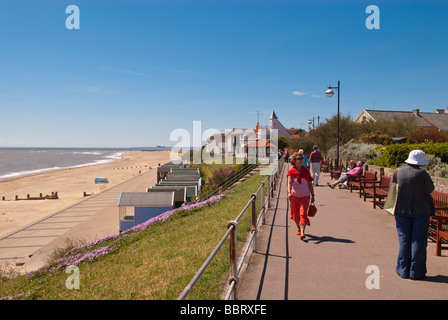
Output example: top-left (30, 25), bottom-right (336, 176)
top-left (177, 159), bottom-right (284, 300)
top-left (198, 163), bottom-right (259, 202)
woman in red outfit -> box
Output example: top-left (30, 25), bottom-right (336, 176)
top-left (287, 152), bottom-right (315, 240)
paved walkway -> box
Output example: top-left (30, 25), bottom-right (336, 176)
top-left (238, 163), bottom-right (448, 300)
top-left (0, 169), bottom-right (157, 272)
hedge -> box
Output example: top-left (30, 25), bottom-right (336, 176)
top-left (371, 142), bottom-right (448, 167)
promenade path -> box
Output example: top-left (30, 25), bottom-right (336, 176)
top-left (238, 163), bottom-right (448, 300)
top-left (0, 169), bottom-right (156, 272)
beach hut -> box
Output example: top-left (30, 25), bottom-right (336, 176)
top-left (156, 181), bottom-right (199, 199)
top-left (146, 186), bottom-right (186, 208)
top-left (164, 175), bottom-right (201, 183)
top-left (118, 191), bottom-right (175, 232)
top-left (170, 168), bottom-right (200, 174)
top-left (157, 162), bottom-right (182, 183)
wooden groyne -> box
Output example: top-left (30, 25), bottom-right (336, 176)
top-left (1, 192), bottom-right (59, 201)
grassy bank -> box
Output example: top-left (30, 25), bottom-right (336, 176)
top-left (0, 170), bottom-right (266, 300)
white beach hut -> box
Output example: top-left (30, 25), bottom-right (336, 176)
top-left (118, 191), bottom-right (175, 232)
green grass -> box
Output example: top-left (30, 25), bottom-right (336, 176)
top-left (0, 171), bottom-right (267, 300)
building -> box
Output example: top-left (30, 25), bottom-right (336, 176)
top-left (203, 109), bottom-right (301, 161)
top-left (118, 191), bottom-right (176, 232)
top-left (355, 108), bottom-right (448, 132)
top-left (118, 167), bottom-right (201, 231)
top-left (269, 110), bottom-right (292, 139)
top-left (286, 128), bottom-right (303, 140)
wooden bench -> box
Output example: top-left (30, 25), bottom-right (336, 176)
top-left (320, 159), bottom-right (330, 173)
top-left (330, 163), bottom-right (345, 180)
top-left (432, 215), bottom-right (448, 256)
top-left (363, 175), bottom-right (391, 209)
top-left (430, 191), bottom-right (448, 256)
top-left (349, 171), bottom-right (377, 198)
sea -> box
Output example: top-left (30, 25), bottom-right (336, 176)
top-left (0, 147), bottom-right (169, 180)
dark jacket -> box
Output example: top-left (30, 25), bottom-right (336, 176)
top-left (309, 150), bottom-right (322, 163)
top-left (393, 165), bottom-right (435, 216)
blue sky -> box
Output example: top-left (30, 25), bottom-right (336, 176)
top-left (1, 0), bottom-right (447, 147)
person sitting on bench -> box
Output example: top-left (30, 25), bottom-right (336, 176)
top-left (327, 160), bottom-right (363, 189)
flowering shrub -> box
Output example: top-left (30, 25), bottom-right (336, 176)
top-left (359, 131), bottom-right (393, 145)
top-left (327, 140), bottom-right (379, 162)
top-left (26, 194), bottom-right (226, 279)
top-left (425, 154), bottom-right (448, 178)
top-left (408, 127), bottom-right (448, 143)
top-left (370, 142), bottom-right (448, 168)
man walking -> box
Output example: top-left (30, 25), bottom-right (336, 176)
top-left (309, 145), bottom-right (323, 186)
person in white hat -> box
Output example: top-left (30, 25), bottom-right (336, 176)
top-left (393, 149), bottom-right (435, 280)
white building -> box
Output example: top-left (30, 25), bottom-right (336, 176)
top-left (203, 110), bottom-right (294, 162)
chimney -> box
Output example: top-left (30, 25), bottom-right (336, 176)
top-left (413, 109), bottom-right (420, 116)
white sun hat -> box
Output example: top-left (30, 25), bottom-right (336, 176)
top-left (405, 150), bottom-right (429, 166)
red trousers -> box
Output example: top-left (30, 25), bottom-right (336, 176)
top-left (289, 195), bottom-right (310, 226)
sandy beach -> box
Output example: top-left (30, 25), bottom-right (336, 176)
top-left (0, 150), bottom-right (172, 238)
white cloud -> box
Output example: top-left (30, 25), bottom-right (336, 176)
top-left (292, 91), bottom-right (321, 98)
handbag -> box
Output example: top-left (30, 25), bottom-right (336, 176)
top-left (384, 170), bottom-right (398, 215)
top-left (308, 202), bottom-right (317, 217)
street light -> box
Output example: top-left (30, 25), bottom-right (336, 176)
top-left (325, 80), bottom-right (340, 169)
top-left (308, 117), bottom-right (315, 130)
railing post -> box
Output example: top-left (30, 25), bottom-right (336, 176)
top-left (267, 175), bottom-right (271, 208)
top-left (227, 221), bottom-right (238, 300)
top-left (261, 181), bottom-right (265, 224)
top-left (251, 194), bottom-right (257, 252)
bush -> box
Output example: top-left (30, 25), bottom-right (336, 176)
top-left (288, 137), bottom-right (315, 155)
top-left (370, 142), bottom-right (448, 167)
top-left (208, 166), bottom-right (235, 186)
top-left (426, 154), bottom-right (448, 178)
top-left (359, 131), bottom-right (393, 145)
top-left (408, 127), bottom-right (448, 143)
top-left (328, 140), bottom-right (379, 162)
top-left (419, 142), bottom-right (448, 163)
top-left (370, 144), bottom-right (413, 167)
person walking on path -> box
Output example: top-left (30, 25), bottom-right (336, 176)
top-left (287, 152), bottom-right (315, 240)
top-left (309, 145), bottom-right (322, 186)
top-left (284, 150), bottom-right (289, 163)
top-left (298, 149), bottom-right (310, 168)
top-left (393, 150), bottom-right (435, 280)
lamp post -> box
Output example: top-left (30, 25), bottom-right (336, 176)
top-left (325, 80), bottom-right (340, 169)
top-left (308, 117), bottom-right (315, 130)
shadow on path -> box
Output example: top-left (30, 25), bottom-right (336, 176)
top-left (303, 234), bottom-right (356, 244)
top-left (423, 275), bottom-right (448, 284)
top-left (255, 165), bottom-right (288, 300)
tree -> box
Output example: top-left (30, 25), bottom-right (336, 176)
top-left (278, 136), bottom-right (290, 150)
top-left (306, 114), bottom-right (355, 155)
top-left (288, 137), bottom-right (314, 154)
